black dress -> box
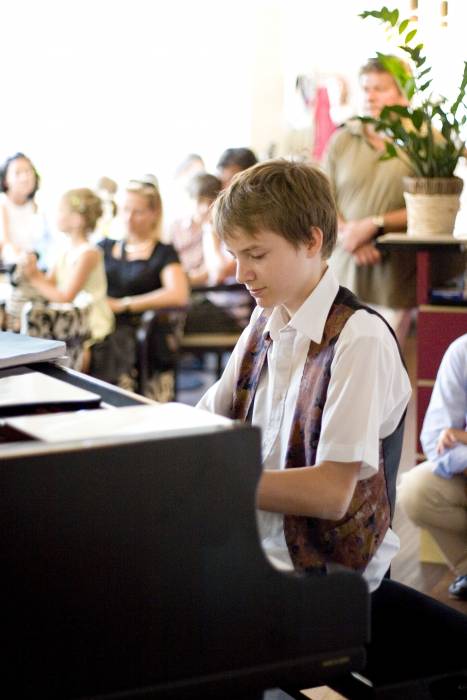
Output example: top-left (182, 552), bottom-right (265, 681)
top-left (90, 239), bottom-right (181, 397)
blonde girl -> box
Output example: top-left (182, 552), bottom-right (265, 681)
top-left (20, 188), bottom-right (114, 371)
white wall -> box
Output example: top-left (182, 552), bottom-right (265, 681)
top-left (1, 0), bottom-right (466, 218)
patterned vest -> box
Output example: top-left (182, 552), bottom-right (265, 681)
top-left (230, 286), bottom-right (405, 574)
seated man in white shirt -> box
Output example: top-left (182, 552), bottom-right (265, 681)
top-left (197, 159), bottom-right (467, 689)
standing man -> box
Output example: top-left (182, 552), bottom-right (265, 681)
top-left (324, 56), bottom-right (414, 344)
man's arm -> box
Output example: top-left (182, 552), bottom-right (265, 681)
top-left (421, 336), bottom-right (467, 478)
top-left (257, 460), bottom-right (361, 520)
top-left (339, 208), bottom-right (407, 254)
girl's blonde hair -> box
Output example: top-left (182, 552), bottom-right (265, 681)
top-left (63, 188), bottom-right (103, 234)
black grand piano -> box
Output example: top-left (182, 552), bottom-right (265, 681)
top-left (0, 364), bottom-right (369, 699)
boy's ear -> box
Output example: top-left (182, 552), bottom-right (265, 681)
top-left (306, 226), bottom-right (324, 256)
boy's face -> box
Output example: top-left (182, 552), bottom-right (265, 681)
top-left (225, 227), bottom-right (322, 316)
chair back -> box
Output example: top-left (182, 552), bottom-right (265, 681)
top-left (21, 301), bottom-right (91, 371)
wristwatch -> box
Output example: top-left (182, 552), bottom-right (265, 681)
top-left (371, 215), bottom-right (385, 238)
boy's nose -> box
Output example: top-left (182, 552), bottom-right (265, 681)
top-left (236, 260), bottom-right (254, 285)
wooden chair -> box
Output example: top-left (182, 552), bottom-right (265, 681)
top-left (20, 300), bottom-right (91, 371)
top-left (135, 307), bottom-right (187, 400)
top-left (177, 282), bottom-right (254, 385)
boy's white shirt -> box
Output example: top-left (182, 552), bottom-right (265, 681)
top-left (197, 267), bottom-right (411, 591)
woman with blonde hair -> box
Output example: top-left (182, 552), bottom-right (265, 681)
top-left (90, 175), bottom-right (189, 400)
top-left (19, 187), bottom-right (114, 370)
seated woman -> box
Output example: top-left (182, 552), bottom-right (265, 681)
top-left (169, 172), bottom-right (253, 333)
top-left (90, 175), bottom-right (189, 401)
top-left (18, 188), bottom-right (114, 371)
top-left (0, 152), bottom-right (51, 266)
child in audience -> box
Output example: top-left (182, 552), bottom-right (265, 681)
top-left (197, 159), bottom-right (467, 687)
top-left (170, 171), bottom-right (252, 333)
top-left (169, 172), bottom-right (222, 286)
top-left (0, 152), bottom-right (50, 265)
top-left (19, 188), bottom-right (114, 371)
top-left (216, 147), bottom-right (258, 189)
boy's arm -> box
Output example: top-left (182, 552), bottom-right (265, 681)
top-left (257, 460), bottom-right (361, 521)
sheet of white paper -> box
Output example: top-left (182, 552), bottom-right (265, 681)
top-left (0, 367), bottom-right (100, 408)
top-left (6, 402), bottom-right (232, 442)
top-left (0, 331), bottom-right (66, 369)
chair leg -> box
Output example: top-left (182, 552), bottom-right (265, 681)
top-left (216, 351), bottom-right (224, 379)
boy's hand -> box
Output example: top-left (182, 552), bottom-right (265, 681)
top-left (436, 427), bottom-right (466, 454)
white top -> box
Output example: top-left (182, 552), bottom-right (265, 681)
top-left (197, 267), bottom-right (411, 591)
top-left (54, 240), bottom-right (114, 344)
top-left (0, 193), bottom-right (46, 263)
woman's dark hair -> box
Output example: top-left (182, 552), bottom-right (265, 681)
top-left (216, 147), bottom-right (258, 171)
top-left (0, 152), bottom-right (40, 199)
top-left (187, 173), bottom-right (222, 201)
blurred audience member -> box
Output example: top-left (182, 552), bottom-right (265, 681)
top-left (0, 152), bottom-right (50, 265)
top-left (324, 57), bottom-right (462, 346)
top-left (165, 153), bottom-right (206, 225)
top-left (90, 175), bottom-right (189, 400)
top-left (216, 147), bottom-right (258, 189)
top-left (169, 172), bottom-right (222, 286)
top-left (94, 175), bottom-right (119, 240)
top-left (18, 188), bottom-right (114, 371)
top-left (399, 334), bottom-right (467, 600)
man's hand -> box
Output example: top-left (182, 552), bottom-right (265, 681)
top-left (339, 218), bottom-right (378, 253)
top-left (352, 243), bottom-right (381, 266)
top-left (436, 427), bottom-right (467, 454)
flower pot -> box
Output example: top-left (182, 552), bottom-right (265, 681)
top-left (403, 176), bottom-right (464, 237)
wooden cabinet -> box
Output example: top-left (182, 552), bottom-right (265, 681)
top-left (377, 235), bottom-right (467, 460)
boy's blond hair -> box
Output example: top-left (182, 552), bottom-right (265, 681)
top-left (213, 159), bottom-right (337, 259)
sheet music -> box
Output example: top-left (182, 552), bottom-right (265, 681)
top-left (0, 367), bottom-right (100, 409)
top-left (6, 402), bottom-right (232, 442)
top-left (0, 331), bottom-right (66, 369)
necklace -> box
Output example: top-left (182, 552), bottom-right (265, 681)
top-left (124, 239), bottom-right (155, 253)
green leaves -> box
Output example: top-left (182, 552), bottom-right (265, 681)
top-left (450, 61), bottom-right (467, 116)
top-left (399, 19), bottom-right (409, 34)
top-left (359, 5), bottom-right (466, 177)
top-left (377, 52), bottom-right (415, 99)
top-left (359, 7), bottom-right (399, 25)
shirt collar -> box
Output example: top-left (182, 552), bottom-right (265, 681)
top-left (263, 266), bottom-right (339, 343)
top-left (346, 118), bottom-right (365, 136)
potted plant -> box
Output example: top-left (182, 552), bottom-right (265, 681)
top-left (358, 6), bottom-right (467, 236)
